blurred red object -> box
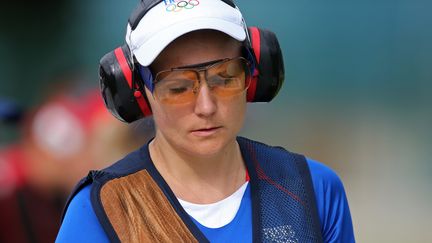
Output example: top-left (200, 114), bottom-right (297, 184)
top-left (0, 87), bottom-right (153, 242)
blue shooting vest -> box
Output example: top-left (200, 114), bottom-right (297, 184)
top-left (62, 137), bottom-right (323, 242)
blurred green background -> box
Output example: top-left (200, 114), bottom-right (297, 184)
top-left (1, 0), bottom-right (431, 242)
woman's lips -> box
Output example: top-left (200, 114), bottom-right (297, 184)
top-left (190, 126), bottom-right (222, 137)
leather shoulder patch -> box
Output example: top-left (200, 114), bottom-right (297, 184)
top-left (100, 170), bottom-right (198, 242)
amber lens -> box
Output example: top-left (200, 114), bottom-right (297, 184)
top-left (154, 70), bottom-right (198, 104)
top-left (207, 57), bottom-right (251, 97)
top-left (153, 57), bottom-right (250, 104)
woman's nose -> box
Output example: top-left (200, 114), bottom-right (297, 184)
top-left (193, 79), bottom-right (217, 117)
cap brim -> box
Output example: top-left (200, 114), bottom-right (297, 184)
top-left (133, 19), bottom-right (246, 67)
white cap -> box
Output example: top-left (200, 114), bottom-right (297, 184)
top-left (126, 0), bottom-right (247, 66)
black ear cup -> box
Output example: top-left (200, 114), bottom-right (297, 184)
top-left (99, 44), bottom-right (152, 123)
top-left (247, 27), bottom-right (285, 102)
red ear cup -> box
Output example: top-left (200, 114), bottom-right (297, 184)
top-left (99, 44), bottom-right (152, 123)
top-left (247, 27), bottom-right (285, 102)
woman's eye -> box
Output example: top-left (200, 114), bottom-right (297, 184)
top-left (208, 76), bottom-right (225, 85)
top-left (169, 87), bottom-right (188, 94)
top-left (167, 81), bottom-right (194, 94)
top-left (208, 75), bottom-right (237, 87)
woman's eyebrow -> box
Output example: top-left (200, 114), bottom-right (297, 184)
top-left (175, 58), bottom-right (227, 69)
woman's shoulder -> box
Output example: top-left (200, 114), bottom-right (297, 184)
top-left (306, 158), bottom-right (345, 188)
top-left (305, 158), bottom-right (356, 243)
top-left (56, 185), bottom-right (109, 242)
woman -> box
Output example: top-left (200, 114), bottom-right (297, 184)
top-left (57, 0), bottom-right (355, 242)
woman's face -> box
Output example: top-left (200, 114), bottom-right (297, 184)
top-left (146, 30), bottom-right (247, 157)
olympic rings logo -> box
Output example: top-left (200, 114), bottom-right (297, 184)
top-left (164, 0), bottom-right (200, 12)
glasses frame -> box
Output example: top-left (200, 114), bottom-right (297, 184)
top-left (151, 56), bottom-right (252, 104)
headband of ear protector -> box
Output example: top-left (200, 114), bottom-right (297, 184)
top-left (99, 0), bottom-right (285, 123)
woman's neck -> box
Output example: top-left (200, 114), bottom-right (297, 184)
top-left (148, 135), bottom-right (246, 204)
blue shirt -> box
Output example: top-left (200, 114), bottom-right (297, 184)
top-left (56, 158), bottom-right (355, 243)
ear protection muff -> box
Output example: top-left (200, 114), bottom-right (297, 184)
top-left (246, 27), bottom-right (285, 102)
top-left (99, 0), bottom-right (285, 123)
top-left (99, 44), bottom-right (151, 123)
